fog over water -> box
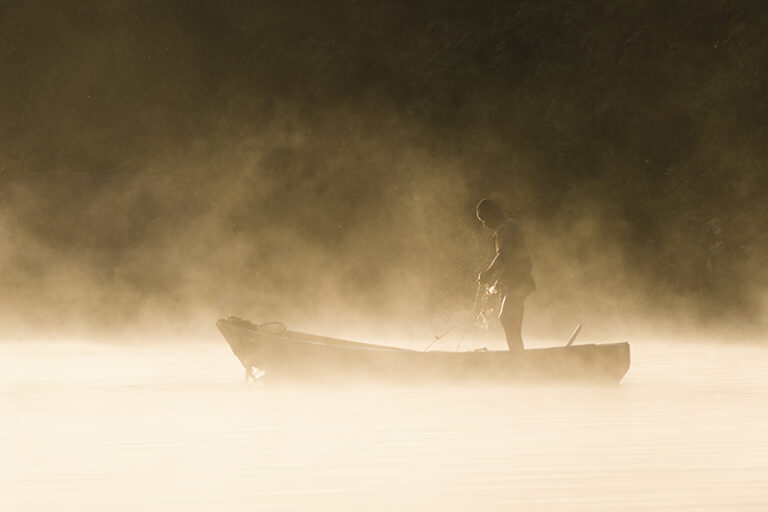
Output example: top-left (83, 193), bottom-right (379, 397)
top-left (3, 2), bottom-right (768, 510)
top-left (2, 338), bottom-right (768, 511)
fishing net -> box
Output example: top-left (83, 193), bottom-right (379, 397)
top-left (474, 284), bottom-right (499, 331)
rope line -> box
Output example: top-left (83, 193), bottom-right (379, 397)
top-left (455, 282), bottom-right (485, 352)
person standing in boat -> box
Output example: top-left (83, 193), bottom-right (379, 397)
top-left (476, 198), bottom-right (535, 352)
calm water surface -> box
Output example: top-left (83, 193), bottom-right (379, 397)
top-left (2, 337), bottom-right (767, 511)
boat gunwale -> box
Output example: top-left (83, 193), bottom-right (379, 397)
top-left (217, 318), bottom-right (413, 353)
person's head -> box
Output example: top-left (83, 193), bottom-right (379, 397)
top-left (475, 198), bottom-right (505, 229)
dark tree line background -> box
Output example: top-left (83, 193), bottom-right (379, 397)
top-left (1, 0), bottom-right (767, 338)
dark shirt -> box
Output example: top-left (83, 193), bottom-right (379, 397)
top-left (490, 217), bottom-right (535, 296)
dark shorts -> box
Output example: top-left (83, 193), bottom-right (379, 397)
top-left (498, 272), bottom-right (536, 300)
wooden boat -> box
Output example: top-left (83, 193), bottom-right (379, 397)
top-left (216, 317), bottom-right (631, 384)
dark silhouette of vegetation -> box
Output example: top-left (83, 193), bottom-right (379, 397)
top-left (1, 0), bottom-right (767, 333)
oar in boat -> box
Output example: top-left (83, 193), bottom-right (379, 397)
top-left (565, 324), bottom-right (582, 346)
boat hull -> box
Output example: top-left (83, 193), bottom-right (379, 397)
top-left (217, 317), bottom-right (631, 384)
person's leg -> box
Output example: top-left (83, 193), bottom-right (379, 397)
top-left (499, 293), bottom-right (525, 352)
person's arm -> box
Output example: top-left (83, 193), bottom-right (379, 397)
top-left (478, 226), bottom-right (511, 284)
top-left (478, 251), bottom-right (504, 285)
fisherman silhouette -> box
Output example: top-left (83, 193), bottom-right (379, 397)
top-left (476, 199), bottom-right (535, 352)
